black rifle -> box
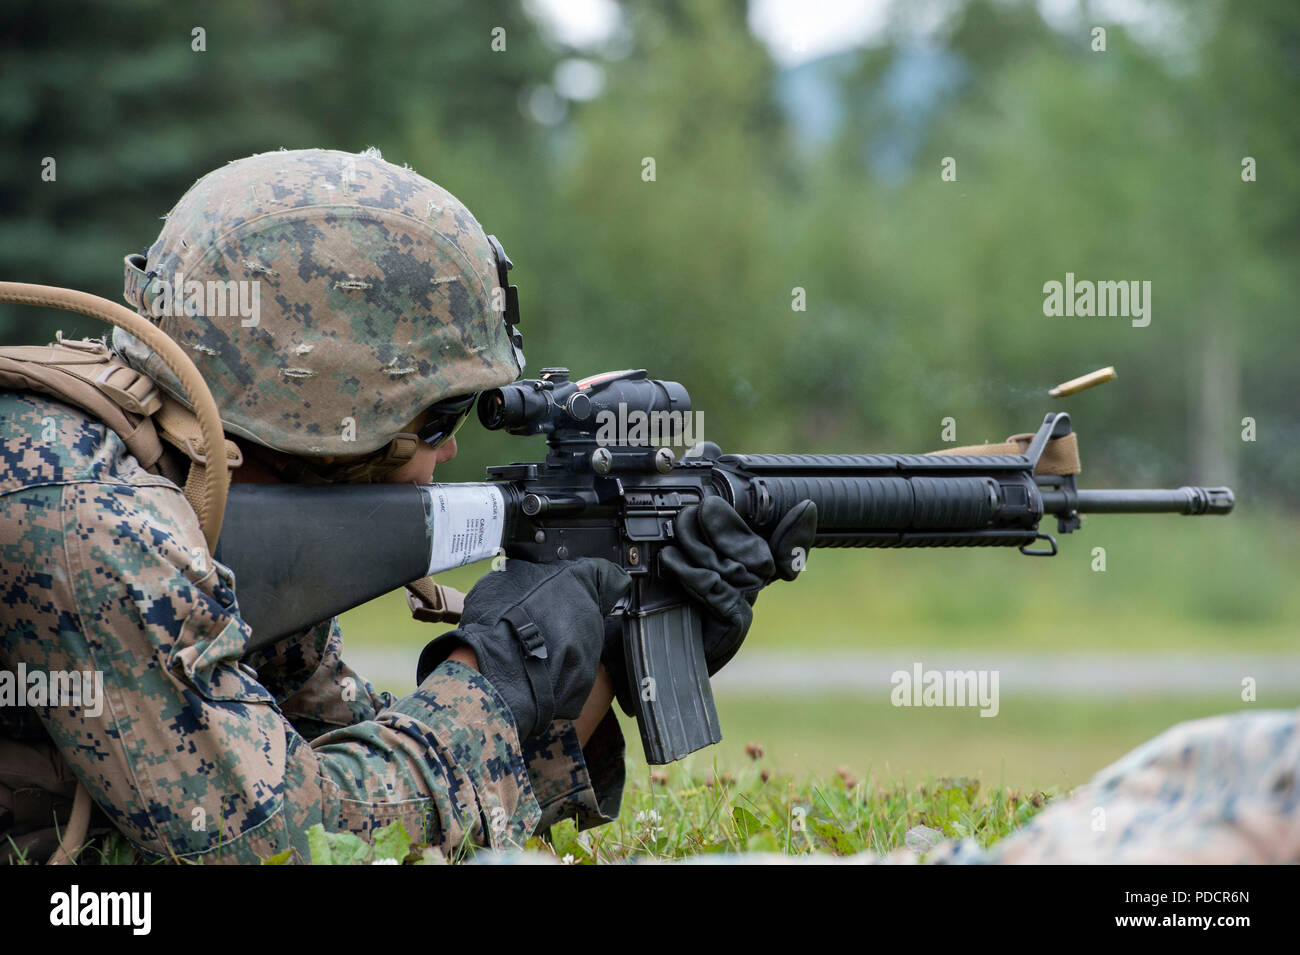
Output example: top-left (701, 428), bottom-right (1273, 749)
top-left (215, 368), bottom-right (1234, 764)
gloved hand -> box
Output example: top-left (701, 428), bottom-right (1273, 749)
top-left (417, 557), bottom-right (632, 739)
top-left (603, 496), bottom-right (817, 713)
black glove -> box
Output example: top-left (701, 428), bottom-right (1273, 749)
top-left (603, 496), bottom-right (817, 713)
top-left (417, 557), bottom-right (632, 739)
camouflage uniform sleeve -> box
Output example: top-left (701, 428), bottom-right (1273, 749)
top-left (521, 707), bottom-right (626, 831)
top-left (242, 616), bottom-right (397, 740)
top-left (311, 659), bottom-right (544, 851)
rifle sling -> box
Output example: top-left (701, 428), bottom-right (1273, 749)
top-left (928, 431), bottom-right (1081, 475)
top-left (405, 576), bottom-right (465, 625)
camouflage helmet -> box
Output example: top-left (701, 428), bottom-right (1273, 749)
top-left (116, 147), bottom-right (525, 457)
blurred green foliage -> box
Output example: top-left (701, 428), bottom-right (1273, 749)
top-left (1, 0), bottom-right (1295, 507)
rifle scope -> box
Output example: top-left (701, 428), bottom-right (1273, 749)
top-left (478, 368), bottom-right (690, 439)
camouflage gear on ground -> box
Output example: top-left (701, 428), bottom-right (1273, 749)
top-left (920, 708), bottom-right (1300, 865)
top-left (115, 148), bottom-right (524, 457)
top-left (0, 392), bottom-right (621, 862)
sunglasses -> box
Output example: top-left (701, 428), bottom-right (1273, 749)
top-left (416, 393), bottom-right (478, 449)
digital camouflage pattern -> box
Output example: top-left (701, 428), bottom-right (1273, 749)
top-left (114, 148), bottom-right (523, 456)
top-left (0, 391), bottom-right (622, 862)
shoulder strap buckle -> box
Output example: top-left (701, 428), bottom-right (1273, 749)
top-left (93, 364), bottom-right (162, 416)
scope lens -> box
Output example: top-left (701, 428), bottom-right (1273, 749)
top-left (477, 390), bottom-right (507, 430)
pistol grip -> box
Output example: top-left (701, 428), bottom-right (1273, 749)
top-left (623, 601), bottom-right (722, 764)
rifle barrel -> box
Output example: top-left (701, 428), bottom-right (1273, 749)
top-left (1039, 486), bottom-right (1234, 516)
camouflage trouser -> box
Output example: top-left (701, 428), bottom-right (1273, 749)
top-left (0, 477), bottom-right (622, 864)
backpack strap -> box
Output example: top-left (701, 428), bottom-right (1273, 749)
top-left (153, 396), bottom-right (243, 532)
top-left (0, 339), bottom-right (167, 472)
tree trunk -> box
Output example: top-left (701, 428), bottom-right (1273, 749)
top-left (1193, 321), bottom-right (1239, 486)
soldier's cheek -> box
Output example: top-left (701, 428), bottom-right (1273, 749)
top-left (435, 435), bottom-right (458, 466)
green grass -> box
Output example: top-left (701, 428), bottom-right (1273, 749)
top-left (525, 766), bottom-right (1048, 863)
top-left (291, 771), bottom-right (1052, 864)
top-left (81, 770), bottom-right (1046, 865)
top-left (341, 509), bottom-right (1300, 654)
top-left (296, 695), bottom-right (1280, 864)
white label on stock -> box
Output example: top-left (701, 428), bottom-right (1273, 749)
top-left (420, 483), bottom-right (507, 575)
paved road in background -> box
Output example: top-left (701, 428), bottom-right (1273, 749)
top-left (344, 649), bottom-right (1300, 698)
